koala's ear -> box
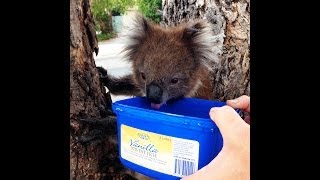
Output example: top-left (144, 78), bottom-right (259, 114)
top-left (123, 14), bottom-right (153, 61)
top-left (182, 21), bottom-right (210, 41)
top-left (182, 21), bottom-right (218, 69)
top-left (138, 15), bottom-right (151, 33)
top-left (129, 14), bottom-right (152, 38)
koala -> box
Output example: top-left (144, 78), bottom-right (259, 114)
top-left (98, 15), bottom-right (218, 109)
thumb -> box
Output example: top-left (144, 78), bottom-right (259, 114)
top-left (209, 106), bottom-right (244, 137)
top-left (226, 95), bottom-right (250, 113)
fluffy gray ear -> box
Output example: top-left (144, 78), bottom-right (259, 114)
top-left (182, 21), bottom-right (219, 70)
top-left (131, 14), bottom-right (151, 34)
top-left (122, 14), bottom-right (153, 61)
top-left (183, 21), bottom-right (210, 40)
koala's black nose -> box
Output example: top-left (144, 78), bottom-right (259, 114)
top-left (146, 83), bottom-right (163, 104)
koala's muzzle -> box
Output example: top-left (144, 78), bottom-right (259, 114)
top-left (146, 82), bottom-right (163, 104)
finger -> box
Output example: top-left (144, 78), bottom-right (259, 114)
top-left (209, 106), bottom-right (243, 135)
top-left (226, 95), bottom-right (250, 112)
top-left (244, 116), bottom-right (250, 125)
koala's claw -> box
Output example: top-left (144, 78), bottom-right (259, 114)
top-left (97, 66), bottom-right (108, 77)
top-left (96, 67), bottom-right (110, 87)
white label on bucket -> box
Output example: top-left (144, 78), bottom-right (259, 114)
top-left (121, 125), bottom-right (199, 177)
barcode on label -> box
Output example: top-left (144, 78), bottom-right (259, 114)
top-left (174, 158), bottom-right (196, 177)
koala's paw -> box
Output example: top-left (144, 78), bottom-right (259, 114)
top-left (96, 66), bottom-right (108, 77)
top-left (96, 66), bottom-right (109, 86)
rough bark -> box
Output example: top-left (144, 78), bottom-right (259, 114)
top-left (70, 0), bottom-right (141, 179)
top-left (70, 0), bottom-right (249, 179)
top-left (162, 0), bottom-right (250, 101)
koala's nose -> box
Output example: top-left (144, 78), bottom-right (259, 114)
top-left (146, 82), bottom-right (163, 104)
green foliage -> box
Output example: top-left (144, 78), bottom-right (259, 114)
top-left (137, 0), bottom-right (162, 23)
top-left (111, 0), bottom-right (136, 15)
top-left (91, 0), bottom-right (135, 33)
top-left (91, 0), bottom-right (135, 16)
top-left (97, 32), bottom-right (116, 41)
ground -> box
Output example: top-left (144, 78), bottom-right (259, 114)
top-left (94, 34), bottom-right (133, 102)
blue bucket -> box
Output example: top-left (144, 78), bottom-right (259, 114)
top-left (112, 97), bottom-right (228, 179)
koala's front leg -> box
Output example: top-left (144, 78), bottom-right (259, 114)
top-left (97, 66), bottom-right (142, 96)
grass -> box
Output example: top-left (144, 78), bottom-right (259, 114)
top-left (97, 32), bottom-right (117, 42)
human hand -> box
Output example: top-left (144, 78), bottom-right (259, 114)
top-left (182, 95), bottom-right (250, 180)
top-left (227, 95), bottom-right (250, 125)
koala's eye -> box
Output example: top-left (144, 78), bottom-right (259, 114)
top-left (171, 78), bottom-right (179, 84)
top-left (141, 72), bottom-right (146, 80)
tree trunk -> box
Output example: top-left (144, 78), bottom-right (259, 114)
top-left (70, 0), bottom-right (142, 179)
top-left (162, 0), bottom-right (250, 101)
top-left (70, 0), bottom-right (249, 179)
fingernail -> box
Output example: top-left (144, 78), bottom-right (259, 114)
top-left (210, 107), bottom-right (218, 112)
top-left (228, 98), bottom-right (240, 104)
top-left (210, 107), bottom-right (218, 114)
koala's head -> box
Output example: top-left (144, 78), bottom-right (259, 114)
top-left (123, 15), bottom-right (216, 109)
